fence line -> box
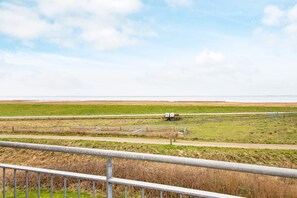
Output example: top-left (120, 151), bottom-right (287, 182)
top-left (0, 163), bottom-right (238, 198)
top-left (1, 141), bottom-right (297, 197)
top-left (0, 125), bottom-right (187, 137)
top-left (0, 111), bottom-right (296, 120)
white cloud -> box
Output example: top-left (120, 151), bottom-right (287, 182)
top-left (287, 4), bottom-right (297, 21)
top-left (1, 49), bottom-right (297, 96)
top-left (284, 23), bottom-right (297, 35)
top-left (0, 51), bottom-right (144, 95)
top-left (253, 28), bottom-right (279, 46)
top-left (256, 4), bottom-right (297, 47)
top-left (37, 0), bottom-right (142, 17)
top-left (195, 51), bottom-right (224, 66)
top-left (262, 5), bottom-right (284, 26)
top-left (143, 50), bottom-right (253, 87)
top-left (192, 51), bottom-right (252, 77)
top-left (165, 0), bottom-right (192, 7)
top-left (0, 0), bottom-right (154, 50)
top-left (0, 50), bottom-right (251, 96)
top-left (0, 3), bottom-right (54, 40)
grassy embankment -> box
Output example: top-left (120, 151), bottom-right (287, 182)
top-left (0, 104), bottom-right (297, 116)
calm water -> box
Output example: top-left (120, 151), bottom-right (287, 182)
top-left (0, 96), bottom-right (297, 102)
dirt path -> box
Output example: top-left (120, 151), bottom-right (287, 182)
top-left (1, 111), bottom-right (296, 120)
top-left (0, 135), bottom-right (296, 150)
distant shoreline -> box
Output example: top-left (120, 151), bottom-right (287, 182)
top-left (0, 96), bottom-right (297, 103)
top-left (1, 100), bottom-right (297, 107)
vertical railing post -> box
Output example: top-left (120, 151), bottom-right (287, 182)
top-left (106, 157), bottom-right (113, 198)
top-left (25, 171), bottom-right (29, 198)
top-left (37, 173), bottom-right (40, 198)
top-left (50, 175), bottom-right (53, 198)
top-left (3, 168), bottom-right (6, 198)
top-left (13, 169), bottom-right (16, 198)
top-left (77, 179), bottom-right (81, 198)
top-left (92, 181), bottom-right (96, 198)
top-left (63, 177), bottom-right (67, 198)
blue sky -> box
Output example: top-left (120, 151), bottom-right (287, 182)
top-left (0, 0), bottom-right (297, 96)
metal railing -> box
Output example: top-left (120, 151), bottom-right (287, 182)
top-left (1, 141), bottom-right (297, 198)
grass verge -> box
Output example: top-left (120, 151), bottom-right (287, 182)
top-left (2, 188), bottom-right (100, 198)
top-left (1, 138), bottom-right (296, 166)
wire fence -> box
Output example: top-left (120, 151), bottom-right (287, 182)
top-left (0, 125), bottom-right (187, 137)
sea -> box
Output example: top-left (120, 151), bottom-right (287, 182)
top-left (0, 96), bottom-right (297, 102)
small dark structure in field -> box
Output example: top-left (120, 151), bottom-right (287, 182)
top-left (164, 112), bottom-right (180, 121)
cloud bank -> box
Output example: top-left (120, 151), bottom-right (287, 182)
top-left (0, 0), bottom-right (155, 50)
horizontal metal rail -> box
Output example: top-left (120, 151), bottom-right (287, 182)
top-left (0, 111), bottom-right (296, 120)
top-left (0, 163), bottom-right (239, 198)
top-left (0, 163), bottom-right (106, 181)
top-left (110, 178), bottom-right (239, 198)
top-left (1, 141), bottom-right (296, 178)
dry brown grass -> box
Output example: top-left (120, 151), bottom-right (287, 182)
top-left (0, 127), bottom-right (178, 138)
top-left (0, 148), bottom-right (296, 197)
top-left (0, 119), bottom-right (184, 138)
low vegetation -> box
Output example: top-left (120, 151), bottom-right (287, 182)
top-left (0, 103), bottom-right (296, 197)
top-left (0, 103), bottom-right (297, 116)
top-left (1, 113), bottom-right (296, 144)
top-left (1, 138), bottom-right (296, 167)
top-left (3, 188), bottom-right (97, 198)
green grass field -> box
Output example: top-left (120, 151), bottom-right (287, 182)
top-left (175, 114), bottom-right (297, 144)
top-left (1, 113), bottom-right (296, 144)
top-left (0, 104), bottom-right (296, 144)
top-left (0, 104), bottom-right (297, 116)
top-left (4, 188), bottom-right (100, 198)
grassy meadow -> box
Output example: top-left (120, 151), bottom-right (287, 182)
top-left (1, 113), bottom-right (296, 144)
top-left (0, 103), bottom-right (297, 116)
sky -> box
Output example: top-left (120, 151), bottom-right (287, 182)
top-left (0, 0), bottom-right (297, 96)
